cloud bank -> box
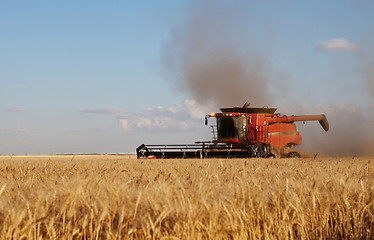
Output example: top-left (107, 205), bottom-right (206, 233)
top-left (80, 100), bottom-right (215, 132)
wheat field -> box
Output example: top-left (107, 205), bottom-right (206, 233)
top-left (0, 155), bottom-right (373, 239)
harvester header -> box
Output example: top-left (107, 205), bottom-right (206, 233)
top-left (137, 103), bottom-right (329, 159)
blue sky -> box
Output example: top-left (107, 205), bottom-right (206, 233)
top-left (1, 0), bottom-right (373, 155)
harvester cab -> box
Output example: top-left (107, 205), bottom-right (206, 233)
top-left (136, 103), bottom-right (329, 159)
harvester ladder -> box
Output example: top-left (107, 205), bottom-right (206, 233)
top-left (210, 125), bottom-right (217, 140)
top-left (257, 125), bottom-right (268, 142)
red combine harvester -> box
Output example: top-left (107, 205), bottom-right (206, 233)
top-left (136, 103), bottom-right (329, 158)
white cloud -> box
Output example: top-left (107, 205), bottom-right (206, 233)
top-left (122, 100), bottom-right (215, 131)
top-left (163, 117), bottom-right (189, 130)
top-left (168, 105), bottom-right (179, 114)
top-left (117, 116), bottom-right (190, 132)
top-left (136, 118), bottom-right (154, 129)
top-left (119, 119), bottom-right (133, 131)
top-left (130, 117), bottom-right (189, 131)
top-left (144, 105), bottom-right (180, 116)
top-left (316, 38), bottom-right (357, 52)
top-left (81, 100), bottom-right (214, 132)
top-left (184, 99), bottom-right (216, 119)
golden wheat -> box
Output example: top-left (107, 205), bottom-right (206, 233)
top-left (0, 156), bottom-right (373, 239)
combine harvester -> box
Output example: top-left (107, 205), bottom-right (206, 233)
top-left (136, 103), bottom-right (329, 159)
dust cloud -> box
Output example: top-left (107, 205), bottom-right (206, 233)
top-left (163, 1), bottom-right (275, 108)
top-left (287, 104), bottom-right (374, 157)
top-left (310, 37), bottom-right (374, 157)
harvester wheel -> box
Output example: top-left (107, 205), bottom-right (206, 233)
top-left (252, 143), bottom-right (266, 158)
top-left (287, 151), bottom-right (301, 158)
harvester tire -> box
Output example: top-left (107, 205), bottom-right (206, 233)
top-left (252, 143), bottom-right (266, 158)
top-left (287, 151), bottom-right (301, 158)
